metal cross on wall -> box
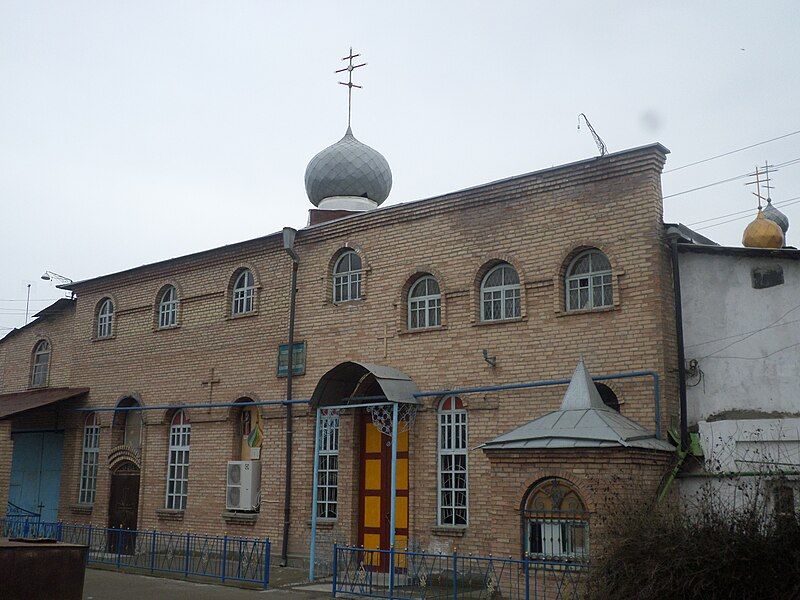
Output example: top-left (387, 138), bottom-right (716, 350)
top-left (336, 47), bottom-right (367, 128)
top-left (376, 324), bottom-right (394, 358)
top-left (201, 367), bottom-right (221, 405)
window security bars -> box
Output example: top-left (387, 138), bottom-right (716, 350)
top-left (481, 264), bottom-right (521, 321)
top-left (97, 299), bottom-right (114, 338)
top-left (0, 519), bottom-right (271, 589)
top-left (408, 276), bottom-right (441, 330)
top-left (332, 545), bottom-right (587, 600)
top-left (166, 411), bottom-right (190, 510)
top-left (158, 286), bottom-right (178, 328)
top-left (526, 517), bottom-right (589, 561)
top-left (232, 270), bottom-right (255, 315)
top-left (317, 409), bottom-right (340, 519)
top-left (333, 251), bottom-right (362, 303)
top-left (31, 340), bottom-right (50, 387)
top-left (565, 250), bottom-right (612, 311)
top-left (438, 398), bottom-right (468, 526)
top-left (79, 414), bottom-right (101, 504)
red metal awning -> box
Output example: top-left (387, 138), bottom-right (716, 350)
top-left (0, 387), bottom-right (89, 420)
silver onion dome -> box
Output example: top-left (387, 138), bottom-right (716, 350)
top-left (304, 127), bottom-right (392, 208)
top-left (763, 200), bottom-right (789, 234)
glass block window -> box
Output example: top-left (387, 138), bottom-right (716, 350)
top-left (231, 269), bottom-right (255, 316)
top-left (565, 250), bottom-right (613, 311)
top-left (408, 276), bottom-right (441, 330)
top-left (79, 413), bottom-right (100, 504)
top-left (438, 396), bottom-right (468, 526)
top-left (30, 340), bottom-right (51, 387)
top-left (524, 478), bottom-right (589, 561)
top-left (158, 285), bottom-right (178, 328)
top-left (97, 298), bottom-right (114, 339)
top-left (481, 263), bottom-right (521, 321)
top-left (166, 410), bottom-right (190, 510)
top-left (316, 409), bottom-right (339, 519)
top-left (333, 251), bottom-right (362, 303)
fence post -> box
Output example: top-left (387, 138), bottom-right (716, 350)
top-left (23, 520), bottom-right (29, 538)
top-left (524, 556), bottom-right (530, 600)
top-left (150, 531), bottom-right (157, 573)
top-left (389, 545), bottom-right (396, 599)
top-left (87, 523), bottom-right (93, 554)
top-left (221, 535), bottom-right (228, 582)
top-left (331, 543), bottom-right (338, 598)
top-left (116, 530), bottom-right (122, 570)
top-left (56, 522), bottom-right (63, 542)
top-left (452, 548), bottom-right (458, 600)
top-left (263, 538), bottom-right (270, 589)
top-left (184, 533), bottom-right (191, 578)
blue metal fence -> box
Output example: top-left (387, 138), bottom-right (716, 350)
top-left (332, 545), bottom-right (587, 600)
top-left (1, 519), bottom-right (271, 588)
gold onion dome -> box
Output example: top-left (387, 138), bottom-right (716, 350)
top-left (742, 209), bottom-right (785, 249)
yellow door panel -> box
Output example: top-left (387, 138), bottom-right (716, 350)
top-left (365, 459), bottom-right (381, 490)
top-left (398, 429), bottom-right (409, 452)
top-left (365, 423), bottom-right (382, 453)
top-left (363, 533), bottom-right (383, 567)
top-left (396, 496), bottom-right (408, 529)
top-left (397, 458), bottom-right (409, 490)
top-left (364, 495), bottom-right (381, 528)
top-left (395, 535), bottom-right (409, 566)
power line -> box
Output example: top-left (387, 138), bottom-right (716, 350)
top-left (699, 302), bottom-right (800, 360)
top-left (687, 195), bottom-right (800, 226)
top-left (664, 129), bottom-right (800, 173)
top-left (693, 197), bottom-right (800, 231)
top-left (663, 156), bottom-right (800, 200)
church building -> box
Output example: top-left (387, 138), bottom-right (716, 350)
top-left (0, 60), bottom-right (683, 573)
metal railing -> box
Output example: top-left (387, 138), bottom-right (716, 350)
top-left (0, 519), bottom-right (271, 589)
top-left (332, 545), bottom-right (588, 600)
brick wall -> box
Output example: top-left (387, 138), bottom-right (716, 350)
top-left (0, 145), bottom-right (677, 561)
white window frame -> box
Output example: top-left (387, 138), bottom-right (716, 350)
top-left (158, 285), bottom-right (178, 328)
top-left (565, 250), bottom-right (613, 311)
top-left (97, 299), bottom-right (114, 339)
top-left (480, 264), bottom-right (521, 322)
top-left (166, 411), bottom-right (190, 510)
top-left (231, 270), bottom-right (255, 316)
top-left (437, 396), bottom-right (468, 526)
top-left (79, 413), bottom-right (100, 504)
top-left (31, 340), bottom-right (51, 387)
top-left (408, 276), bottom-right (442, 330)
top-left (316, 409), bottom-right (339, 519)
top-left (333, 251), bottom-right (362, 303)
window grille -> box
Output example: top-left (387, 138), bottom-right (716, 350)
top-left (316, 409), bottom-right (339, 519)
top-left (565, 250), bottom-right (613, 311)
top-left (333, 251), bottom-right (362, 303)
top-left (524, 478), bottom-right (589, 561)
top-left (166, 411), bottom-right (190, 510)
top-left (408, 276), bottom-right (441, 329)
top-left (31, 340), bottom-right (51, 387)
top-left (231, 270), bottom-right (255, 316)
top-left (158, 285), bottom-right (178, 328)
top-left (79, 413), bottom-right (100, 504)
top-left (97, 299), bottom-right (114, 338)
top-left (438, 397), bottom-right (468, 526)
top-left (481, 264), bottom-right (521, 321)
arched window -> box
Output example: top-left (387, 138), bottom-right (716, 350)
top-left (166, 411), bottom-right (190, 510)
top-left (157, 285), bottom-right (178, 328)
top-left (408, 276), bottom-right (441, 329)
top-left (231, 269), bottom-right (255, 316)
top-left (438, 396), bottom-right (468, 526)
top-left (97, 298), bottom-right (114, 338)
top-left (30, 340), bottom-right (51, 387)
top-left (316, 409), bottom-right (340, 519)
top-left (333, 251), bottom-right (362, 303)
top-left (565, 249), bottom-right (613, 311)
top-left (79, 413), bottom-right (100, 504)
top-left (481, 263), bottom-right (521, 321)
top-left (523, 478), bottom-right (588, 560)
top-left (595, 383), bottom-right (620, 412)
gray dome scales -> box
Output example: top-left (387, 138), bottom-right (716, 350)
top-left (763, 200), bottom-right (789, 234)
top-left (304, 127), bottom-right (392, 210)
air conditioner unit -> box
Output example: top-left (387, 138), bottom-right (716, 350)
top-left (226, 460), bottom-right (261, 511)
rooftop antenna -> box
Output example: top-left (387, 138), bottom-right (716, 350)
top-left (577, 113), bottom-right (608, 157)
top-left (335, 47), bottom-right (367, 129)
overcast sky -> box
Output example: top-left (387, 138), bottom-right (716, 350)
top-left (2, 1), bottom-right (799, 332)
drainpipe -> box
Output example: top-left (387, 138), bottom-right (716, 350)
top-left (670, 236), bottom-right (690, 451)
top-left (281, 228), bottom-right (299, 567)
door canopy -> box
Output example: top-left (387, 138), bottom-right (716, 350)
top-left (310, 361), bottom-right (420, 409)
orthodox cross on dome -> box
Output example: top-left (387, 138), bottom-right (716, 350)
top-left (746, 162), bottom-right (776, 209)
top-left (201, 367), bottom-right (221, 405)
top-left (336, 47), bottom-right (367, 128)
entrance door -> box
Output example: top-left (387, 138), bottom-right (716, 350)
top-left (358, 412), bottom-right (409, 570)
top-left (108, 462), bottom-right (140, 554)
top-left (9, 432), bottom-right (64, 522)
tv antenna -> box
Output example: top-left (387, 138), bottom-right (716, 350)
top-left (578, 113), bottom-right (608, 156)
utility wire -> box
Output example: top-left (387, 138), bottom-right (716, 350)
top-left (704, 341), bottom-right (800, 361)
top-left (664, 129), bottom-right (800, 173)
top-left (686, 317), bottom-right (800, 349)
top-left (687, 195), bottom-right (800, 226)
top-left (693, 197), bottom-right (800, 231)
top-left (699, 302), bottom-right (800, 359)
